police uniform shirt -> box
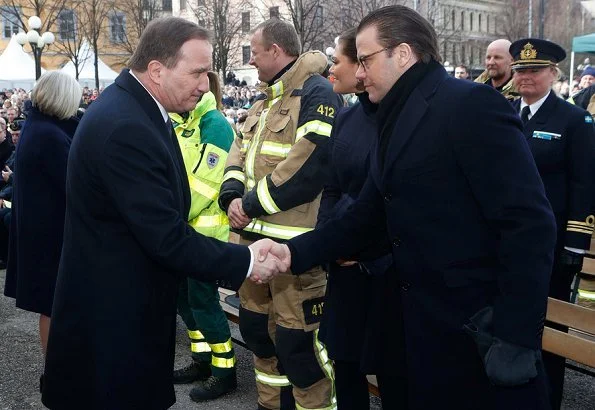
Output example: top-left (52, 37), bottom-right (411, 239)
top-left (519, 93), bottom-right (549, 121)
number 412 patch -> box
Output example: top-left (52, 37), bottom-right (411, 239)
top-left (316, 104), bottom-right (335, 118)
top-left (302, 297), bottom-right (325, 325)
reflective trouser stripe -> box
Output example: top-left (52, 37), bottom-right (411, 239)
top-left (254, 369), bottom-right (291, 387)
top-left (243, 219), bottom-right (312, 240)
top-left (189, 329), bottom-right (211, 353)
top-left (578, 289), bottom-right (595, 300)
top-left (188, 177), bottom-right (218, 201)
top-left (223, 170), bottom-right (246, 183)
top-left (257, 178), bottom-right (281, 215)
top-left (212, 356), bottom-right (236, 369)
top-left (191, 341), bottom-right (211, 353)
top-left (296, 400), bottom-right (338, 410)
top-left (306, 329), bottom-right (337, 410)
top-left (210, 339), bottom-right (233, 353)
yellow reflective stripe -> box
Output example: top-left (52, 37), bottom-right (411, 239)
top-left (578, 289), bottom-right (595, 300)
top-left (191, 341), bottom-right (211, 353)
top-left (295, 120), bottom-right (332, 142)
top-left (568, 97), bottom-right (575, 105)
top-left (188, 329), bottom-right (205, 339)
top-left (240, 139), bottom-right (250, 153)
top-left (254, 369), bottom-right (291, 386)
top-left (212, 356), bottom-right (236, 369)
top-left (567, 227), bottom-right (593, 235)
top-left (257, 178), bottom-right (281, 215)
top-left (296, 400), bottom-right (338, 410)
top-left (311, 329), bottom-right (336, 410)
top-left (209, 339), bottom-right (233, 354)
top-left (190, 214), bottom-right (229, 229)
top-left (260, 141), bottom-right (292, 157)
top-left (223, 170), bottom-right (246, 183)
top-left (271, 81), bottom-right (284, 100)
top-left (188, 177), bottom-right (218, 201)
top-left (245, 109), bottom-right (270, 191)
top-left (243, 219), bottom-right (312, 240)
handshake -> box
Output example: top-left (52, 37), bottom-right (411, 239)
top-left (247, 239), bottom-right (292, 284)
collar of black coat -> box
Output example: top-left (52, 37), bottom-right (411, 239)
top-left (356, 92), bottom-right (378, 116)
top-left (376, 59), bottom-right (441, 144)
top-left (268, 60), bottom-right (296, 86)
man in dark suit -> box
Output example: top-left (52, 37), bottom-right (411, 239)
top-left (41, 17), bottom-right (283, 410)
top-left (258, 6), bottom-right (557, 409)
top-left (510, 38), bottom-right (595, 409)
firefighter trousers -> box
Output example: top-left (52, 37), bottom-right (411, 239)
top-left (239, 238), bottom-right (335, 410)
top-left (177, 278), bottom-right (235, 377)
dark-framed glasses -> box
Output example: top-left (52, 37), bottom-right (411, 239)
top-left (357, 47), bottom-right (390, 71)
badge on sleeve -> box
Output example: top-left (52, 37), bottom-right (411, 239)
top-left (532, 131), bottom-right (561, 140)
top-left (585, 115), bottom-right (594, 124)
top-left (207, 152), bottom-right (219, 169)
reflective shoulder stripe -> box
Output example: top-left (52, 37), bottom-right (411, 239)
top-left (209, 339), bottom-right (233, 354)
top-left (223, 170), bottom-right (246, 183)
top-left (188, 329), bottom-right (205, 340)
top-left (188, 176), bottom-right (219, 201)
top-left (254, 369), bottom-right (291, 387)
top-left (260, 141), bottom-right (292, 157)
top-left (257, 178), bottom-right (281, 215)
top-left (190, 214), bottom-right (229, 229)
top-left (211, 356), bottom-right (236, 369)
top-left (243, 219), bottom-right (312, 240)
top-left (191, 341), bottom-right (211, 353)
top-left (295, 120), bottom-right (333, 142)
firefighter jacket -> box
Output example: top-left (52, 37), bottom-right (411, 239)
top-left (219, 51), bottom-right (342, 241)
top-left (475, 70), bottom-right (519, 101)
top-left (170, 91), bottom-right (234, 241)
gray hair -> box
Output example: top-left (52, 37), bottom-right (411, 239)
top-left (31, 71), bottom-right (82, 120)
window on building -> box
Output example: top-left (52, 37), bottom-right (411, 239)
top-left (1, 7), bottom-right (20, 39)
top-left (242, 12), bottom-right (250, 34)
top-left (242, 45), bottom-right (251, 65)
top-left (341, 6), bottom-right (352, 30)
top-left (487, 15), bottom-right (490, 33)
top-left (460, 11), bottom-right (465, 31)
top-left (180, 0), bottom-right (187, 10)
top-left (198, 18), bottom-right (206, 27)
top-left (478, 14), bottom-right (482, 32)
top-left (58, 9), bottom-right (76, 41)
top-left (314, 5), bottom-right (323, 28)
top-left (451, 9), bottom-right (455, 30)
top-left (470, 12), bottom-right (474, 31)
top-left (269, 6), bottom-right (279, 19)
top-left (461, 44), bottom-right (466, 63)
top-left (162, 0), bottom-right (172, 11)
top-left (109, 11), bottom-right (126, 44)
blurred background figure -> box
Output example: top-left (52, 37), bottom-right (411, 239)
top-left (3, 71), bottom-right (81, 392)
top-left (454, 64), bottom-right (470, 80)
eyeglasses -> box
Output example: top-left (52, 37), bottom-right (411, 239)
top-left (357, 47), bottom-right (390, 71)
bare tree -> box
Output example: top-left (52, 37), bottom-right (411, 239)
top-left (51, 1), bottom-right (87, 80)
top-left (78, 0), bottom-right (112, 88)
top-left (115, 0), bottom-right (168, 57)
top-left (499, 0), bottom-right (530, 41)
top-left (0, 0), bottom-right (69, 33)
top-left (188, 0), bottom-right (242, 78)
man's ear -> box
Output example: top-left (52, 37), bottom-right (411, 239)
top-left (147, 60), bottom-right (164, 85)
top-left (394, 43), bottom-right (415, 67)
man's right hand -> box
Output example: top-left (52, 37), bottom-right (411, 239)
top-left (228, 198), bottom-right (251, 229)
top-left (248, 239), bottom-right (289, 284)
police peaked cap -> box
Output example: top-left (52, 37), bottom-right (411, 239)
top-left (510, 38), bottom-right (566, 70)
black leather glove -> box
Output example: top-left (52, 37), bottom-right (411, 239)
top-left (557, 248), bottom-right (584, 275)
top-left (463, 306), bottom-right (539, 387)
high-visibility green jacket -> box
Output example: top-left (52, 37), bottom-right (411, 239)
top-left (170, 91), bottom-right (234, 241)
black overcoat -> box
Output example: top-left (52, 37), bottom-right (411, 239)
top-left (289, 67), bottom-right (556, 408)
top-left (41, 70), bottom-right (250, 410)
top-left (4, 108), bottom-right (78, 316)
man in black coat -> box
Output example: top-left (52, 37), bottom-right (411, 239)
top-left (510, 38), bottom-right (595, 409)
top-left (41, 18), bottom-right (283, 410)
top-left (258, 6), bottom-right (556, 409)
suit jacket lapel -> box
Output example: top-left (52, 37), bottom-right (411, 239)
top-left (381, 68), bottom-right (446, 181)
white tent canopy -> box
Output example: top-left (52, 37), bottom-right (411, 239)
top-left (0, 34), bottom-right (45, 90)
top-left (61, 39), bottom-right (118, 88)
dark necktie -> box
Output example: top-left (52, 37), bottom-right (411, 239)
top-left (520, 105), bottom-right (531, 125)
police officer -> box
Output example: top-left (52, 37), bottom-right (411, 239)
top-left (511, 38), bottom-right (595, 410)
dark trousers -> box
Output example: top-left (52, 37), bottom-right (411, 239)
top-left (542, 263), bottom-right (575, 410)
top-left (0, 207), bottom-right (11, 261)
top-left (334, 360), bottom-right (369, 410)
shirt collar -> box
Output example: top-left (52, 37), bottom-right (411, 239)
top-left (520, 91), bottom-right (550, 119)
top-left (129, 70), bottom-right (169, 123)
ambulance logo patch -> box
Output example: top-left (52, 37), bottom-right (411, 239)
top-left (585, 115), bottom-right (593, 124)
top-left (207, 152), bottom-right (219, 169)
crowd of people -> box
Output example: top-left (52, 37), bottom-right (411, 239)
top-left (1, 5), bottom-right (595, 410)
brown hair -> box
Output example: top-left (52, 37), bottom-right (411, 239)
top-left (128, 17), bottom-right (211, 72)
top-left (207, 72), bottom-right (223, 111)
top-left (253, 18), bottom-right (300, 57)
top-left (338, 28), bottom-right (357, 64)
top-left (358, 5), bottom-right (441, 64)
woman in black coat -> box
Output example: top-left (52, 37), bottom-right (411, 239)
top-left (4, 71), bottom-right (81, 362)
top-left (317, 29), bottom-right (405, 409)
